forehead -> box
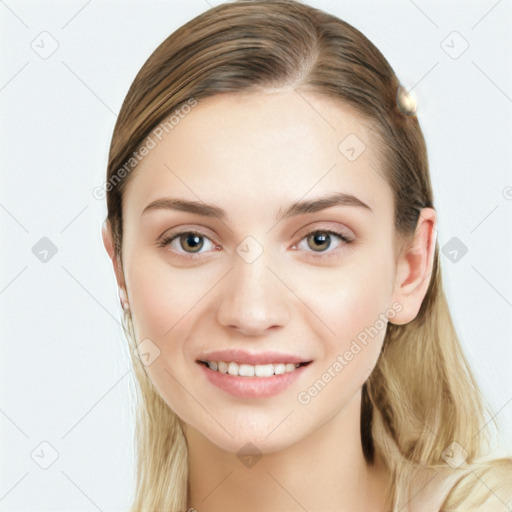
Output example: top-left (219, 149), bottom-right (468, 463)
top-left (122, 88), bottom-right (392, 219)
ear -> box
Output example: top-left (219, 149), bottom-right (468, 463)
top-left (390, 207), bottom-right (437, 325)
top-left (101, 219), bottom-right (126, 290)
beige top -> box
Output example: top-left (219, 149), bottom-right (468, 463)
top-left (394, 466), bottom-right (468, 512)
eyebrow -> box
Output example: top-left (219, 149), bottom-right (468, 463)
top-left (141, 192), bottom-right (373, 222)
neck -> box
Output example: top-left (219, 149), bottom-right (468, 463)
top-left (185, 389), bottom-right (391, 511)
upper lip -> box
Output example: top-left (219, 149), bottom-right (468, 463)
top-left (196, 349), bottom-right (312, 365)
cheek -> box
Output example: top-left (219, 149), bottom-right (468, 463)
top-left (287, 246), bottom-right (394, 383)
top-left (292, 260), bottom-right (392, 417)
top-left (123, 252), bottom-right (212, 417)
top-left (295, 255), bottom-right (392, 339)
top-left (124, 251), bottom-right (223, 403)
top-left (125, 250), bottom-right (215, 341)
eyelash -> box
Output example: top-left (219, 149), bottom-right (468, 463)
top-left (157, 228), bottom-right (353, 261)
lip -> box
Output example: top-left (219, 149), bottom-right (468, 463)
top-left (197, 360), bottom-right (311, 398)
top-left (196, 348), bottom-right (310, 365)
top-left (196, 349), bottom-right (313, 399)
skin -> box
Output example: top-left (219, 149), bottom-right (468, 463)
top-left (102, 88), bottom-right (437, 511)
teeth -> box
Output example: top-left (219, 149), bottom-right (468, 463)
top-left (255, 364), bottom-right (273, 377)
top-left (227, 362), bottom-right (238, 376)
top-left (238, 364), bottom-right (254, 377)
top-left (274, 363), bottom-right (286, 375)
top-left (206, 360), bottom-right (301, 377)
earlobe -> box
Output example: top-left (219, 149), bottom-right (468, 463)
top-left (390, 208), bottom-right (437, 325)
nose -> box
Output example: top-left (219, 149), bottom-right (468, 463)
top-left (216, 253), bottom-right (290, 336)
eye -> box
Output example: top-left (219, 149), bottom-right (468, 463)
top-left (157, 230), bottom-right (218, 259)
top-left (293, 229), bottom-right (353, 258)
top-left (157, 227), bottom-right (353, 261)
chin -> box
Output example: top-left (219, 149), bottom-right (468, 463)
top-left (193, 418), bottom-right (304, 455)
top-left (218, 434), bottom-right (297, 456)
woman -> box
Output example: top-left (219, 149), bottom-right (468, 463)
top-left (101, 1), bottom-right (512, 510)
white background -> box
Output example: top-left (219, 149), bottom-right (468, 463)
top-left (1, 0), bottom-right (511, 510)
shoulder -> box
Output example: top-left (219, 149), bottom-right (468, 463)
top-left (439, 457), bottom-right (512, 511)
top-left (404, 465), bottom-right (464, 512)
top-left (404, 458), bottom-right (512, 512)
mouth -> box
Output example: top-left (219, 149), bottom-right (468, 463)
top-left (197, 359), bottom-right (312, 378)
top-left (195, 356), bottom-right (313, 399)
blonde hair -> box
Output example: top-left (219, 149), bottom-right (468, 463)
top-left (104, 1), bottom-right (512, 509)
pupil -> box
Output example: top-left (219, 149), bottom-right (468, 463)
top-left (182, 233), bottom-right (203, 252)
top-left (309, 232), bottom-right (330, 252)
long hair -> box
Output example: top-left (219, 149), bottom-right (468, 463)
top-left (104, 1), bottom-right (512, 510)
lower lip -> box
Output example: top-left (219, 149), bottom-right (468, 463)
top-left (197, 362), bottom-right (310, 398)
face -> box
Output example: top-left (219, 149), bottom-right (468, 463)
top-left (116, 89), bottom-right (402, 454)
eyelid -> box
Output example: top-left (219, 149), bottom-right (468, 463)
top-left (158, 225), bottom-right (219, 245)
top-left (292, 221), bottom-right (354, 243)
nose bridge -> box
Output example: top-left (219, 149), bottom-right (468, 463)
top-left (216, 245), bottom-right (289, 335)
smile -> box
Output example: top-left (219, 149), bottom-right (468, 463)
top-left (196, 359), bottom-right (312, 398)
